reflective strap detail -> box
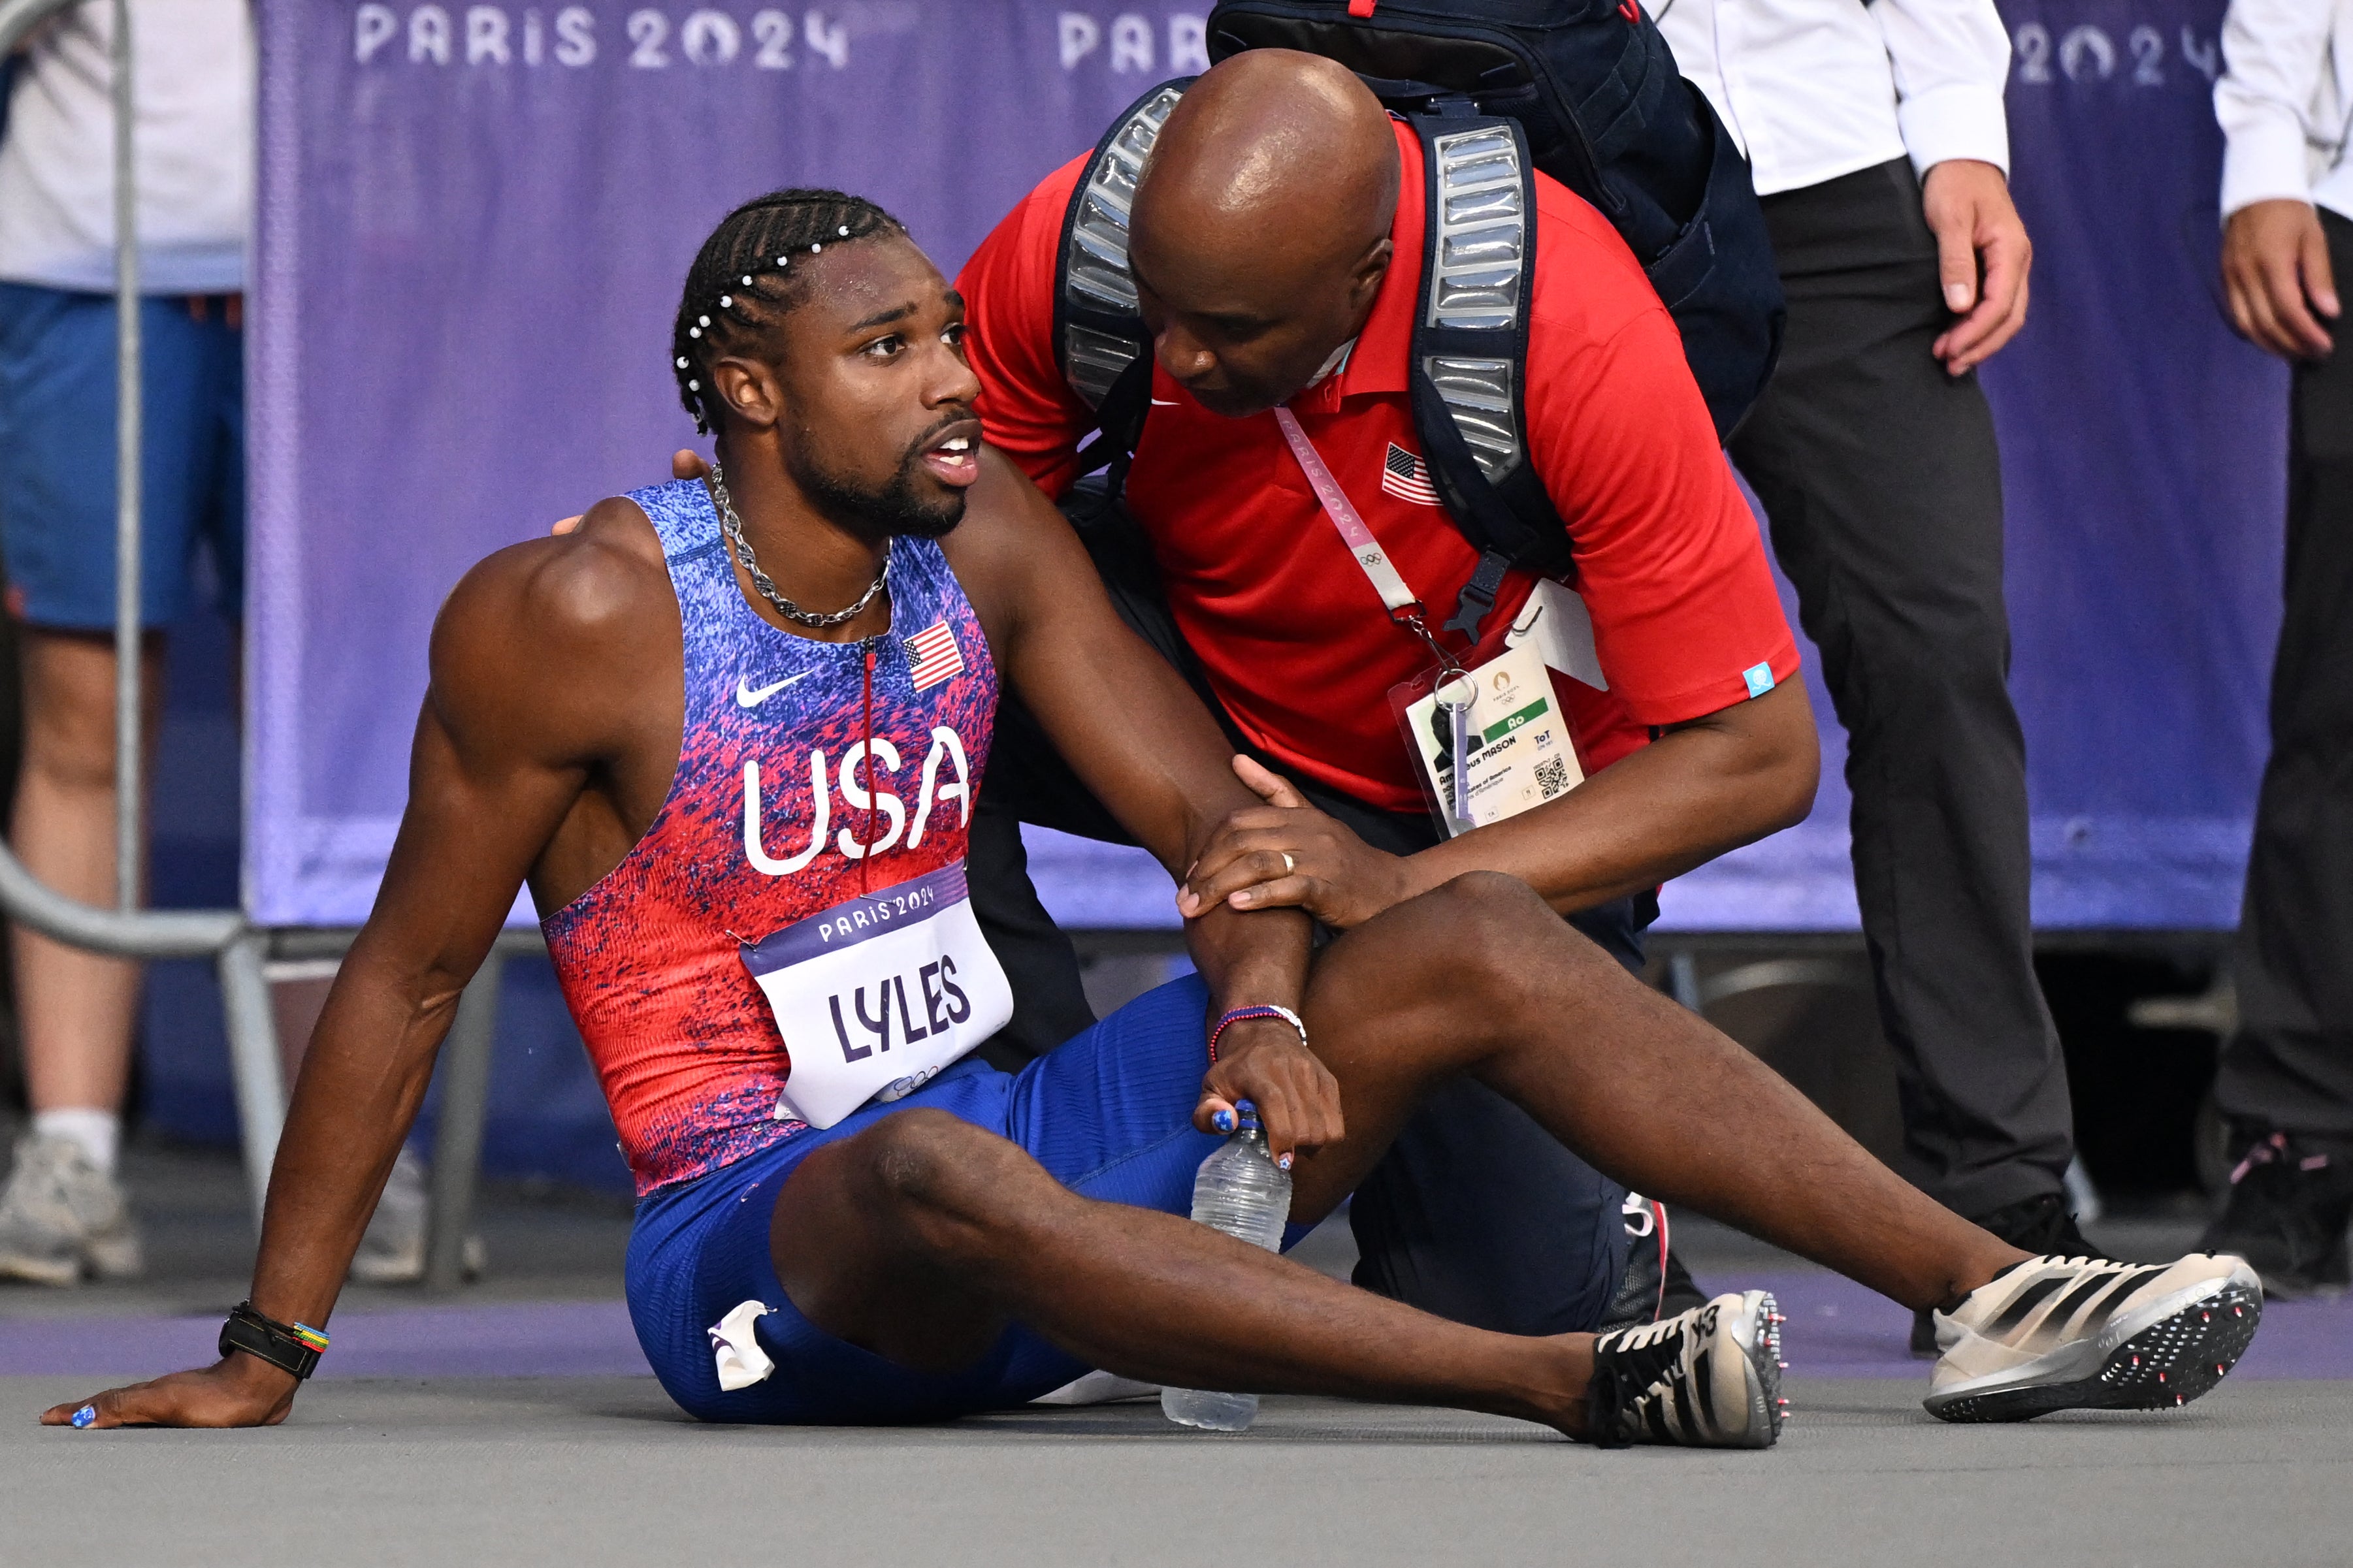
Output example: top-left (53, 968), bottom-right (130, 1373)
top-left (1420, 121), bottom-right (1529, 487)
top-left (1273, 407), bottom-right (1422, 618)
top-left (1061, 84), bottom-right (1187, 408)
top-left (1425, 125), bottom-right (1526, 332)
top-left (1421, 355), bottom-right (1519, 483)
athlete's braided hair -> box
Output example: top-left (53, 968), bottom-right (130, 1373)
top-left (670, 188), bottom-right (908, 434)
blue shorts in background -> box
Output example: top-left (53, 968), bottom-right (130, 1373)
top-left (625, 974), bottom-right (1305, 1424)
top-left (0, 282), bottom-right (244, 630)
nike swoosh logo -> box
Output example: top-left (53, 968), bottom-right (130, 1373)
top-left (1150, 398), bottom-right (1178, 406)
top-left (736, 671), bottom-right (812, 708)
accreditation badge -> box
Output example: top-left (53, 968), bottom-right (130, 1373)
top-left (1393, 635), bottom-right (1585, 840)
top-left (740, 859), bottom-right (1013, 1130)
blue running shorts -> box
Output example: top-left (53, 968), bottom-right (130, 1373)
top-left (626, 974), bottom-right (1310, 1424)
top-left (0, 283), bottom-right (244, 630)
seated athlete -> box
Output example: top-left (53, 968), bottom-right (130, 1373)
top-left (41, 191), bottom-right (2260, 1443)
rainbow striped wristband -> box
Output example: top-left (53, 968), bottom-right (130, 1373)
top-left (219, 1300), bottom-right (331, 1380)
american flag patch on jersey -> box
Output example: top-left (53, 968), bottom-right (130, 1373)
top-left (1382, 443), bottom-right (1442, 507)
top-left (906, 618), bottom-right (966, 692)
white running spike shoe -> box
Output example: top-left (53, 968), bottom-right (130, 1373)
top-left (1585, 1289), bottom-right (1786, 1448)
top-left (1924, 1253), bottom-right (2263, 1422)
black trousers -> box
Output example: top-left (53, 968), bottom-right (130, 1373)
top-left (1728, 159), bottom-right (2073, 1217)
top-left (969, 490), bottom-right (1633, 1336)
top-left (2214, 210), bottom-right (2353, 1138)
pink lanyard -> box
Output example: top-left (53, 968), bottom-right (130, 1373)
top-left (1272, 406), bottom-right (1425, 618)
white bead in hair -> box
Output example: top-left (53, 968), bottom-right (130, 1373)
top-left (687, 379), bottom-right (699, 390)
top-left (719, 295), bottom-right (732, 308)
top-left (675, 357), bottom-right (688, 368)
top-left (689, 327), bottom-right (701, 338)
top-left (741, 274), bottom-right (753, 286)
top-left (837, 225), bottom-right (849, 236)
top-left (811, 242), bottom-right (821, 252)
top-left (698, 315), bottom-right (710, 327)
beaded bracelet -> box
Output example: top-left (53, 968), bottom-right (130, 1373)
top-left (1207, 1003), bottom-right (1309, 1064)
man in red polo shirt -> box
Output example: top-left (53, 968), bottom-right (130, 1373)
top-left (959, 50), bottom-right (1816, 1337)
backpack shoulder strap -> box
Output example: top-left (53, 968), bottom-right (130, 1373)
top-left (1055, 78), bottom-right (1193, 479)
top-left (1405, 110), bottom-right (1578, 635)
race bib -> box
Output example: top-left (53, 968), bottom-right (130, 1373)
top-left (1400, 637), bottom-right (1585, 839)
top-left (741, 860), bottom-right (1012, 1130)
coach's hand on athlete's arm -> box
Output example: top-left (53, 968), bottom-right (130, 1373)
top-left (2224, 199), bottom-right (2339, 361)
top-left (947, 449), bottom-right (1334, 1164)
top-left (42, 522), bottom-right (634, 1429)
top-left (1182, 676), bottom-right (1817, 926)
top-left (1175, 757), bottom-right (1407, 930)
top-left (1922, 158), bottom-right (2032, 376)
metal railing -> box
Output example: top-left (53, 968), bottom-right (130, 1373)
top-left (0, 0), bottom-right (510, 1289)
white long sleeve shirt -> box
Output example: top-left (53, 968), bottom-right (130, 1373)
top-left (1655, 0), bottom-right (2014, 197)
top-left (2216, 0), bottom-right (2353, 218)
top-left (0, 0), bottom-right (254, 295)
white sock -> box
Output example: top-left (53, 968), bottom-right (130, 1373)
top-left (32, 1108), bottom-right (121, 1177)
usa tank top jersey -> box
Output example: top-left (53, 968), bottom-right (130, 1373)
top-left (542, 479), bottom-right (1001, 1195)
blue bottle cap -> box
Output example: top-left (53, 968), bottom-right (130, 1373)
top-left (1232, 1099), bottom-right (1261, 1132)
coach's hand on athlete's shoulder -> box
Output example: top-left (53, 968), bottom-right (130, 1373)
top-left (1177, 756), bottom-right (1408, 931)
top-left (41, 1351), bottom-right (297, 1430)
top-left (2223, 199), bottom-right (2339, 362)
top-left (1921, 157), bottom-right (2032, 377)
top-left (1193, 1017), bottom-right (1342, 1171)
top-left (553, 451), bottom-right (712, 534)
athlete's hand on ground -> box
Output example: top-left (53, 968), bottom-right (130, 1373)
top-left (1922, 159), bottom-right (2032, 376)
top-left (1177, 757), bottom-right (1408, 931)
top-left (2223, 199), bottom-right (2339, 361)
top-left (552, 451), bottom-right (712, 534)
top-left (1194, 1019), bottom-right (1342, 1170)
top-left (41, 1354), bottom-right (298, 1430)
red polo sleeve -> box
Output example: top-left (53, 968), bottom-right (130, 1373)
top-left (958, 157), bottom-right (1097, 502)
top-left (1523, 200), bottom-right (1800, 727)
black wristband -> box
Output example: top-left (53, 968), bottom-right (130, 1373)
top-left (218, 1300), bottom-right (329, 1380)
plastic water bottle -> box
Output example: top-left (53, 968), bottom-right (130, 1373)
top-left (1161, 1101), bottom-right (1293, 1433)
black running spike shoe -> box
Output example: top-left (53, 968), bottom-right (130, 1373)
top-left (1923, 1253), bottom-right (2263, 1422)
top-left (2197, 1130), bottom-right (2353, 1299)
top-left (1585, 1290), bottom-right (1785, 1448)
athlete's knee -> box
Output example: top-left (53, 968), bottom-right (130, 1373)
top-left (857, 1108), bottom-right (1052, 1262)
top-left (1412, 871), bottom-right (1622, 1006)
top-left (1425, 872), bottom-right (1565, 958)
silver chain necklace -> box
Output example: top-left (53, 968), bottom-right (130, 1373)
top-left (707, 460), bottom-right (890, 630)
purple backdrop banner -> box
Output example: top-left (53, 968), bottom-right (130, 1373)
top-left (250, 0), bottom-right (2286, 932)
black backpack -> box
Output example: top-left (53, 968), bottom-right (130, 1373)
top-left (1052, 0), bottom-right (1784, 634)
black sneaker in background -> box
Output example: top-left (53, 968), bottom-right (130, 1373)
top-left (2198, 1129), bottom-right (2353, 1299)
top-left (1909, 1190), bottom-right (2101, 1356)
top-left (1597, 1194), bottom-right (1712, 1334)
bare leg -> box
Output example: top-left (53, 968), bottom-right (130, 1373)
top-left (771, 873), bottom-right (2019, 1429)
top-left (10, 630), bottom-right (165, 1119)
top-left (772, 1108), bottom-right (1599, 1433)
top-left (1280, 874), bottom-right (2026, 1311)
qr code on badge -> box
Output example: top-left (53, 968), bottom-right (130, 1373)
top-left (1534, 756), bottom-right (1572, 799)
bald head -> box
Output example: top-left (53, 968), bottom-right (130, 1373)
top-left (1127, 50), bottom-right (1402, 418)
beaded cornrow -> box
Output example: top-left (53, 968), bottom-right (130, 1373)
top-left (670, 189), bottom-right (908, 434)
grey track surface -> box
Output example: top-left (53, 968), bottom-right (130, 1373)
top-left (9, 1375), bottom-right (2352, 1567)
top-left (10, 1145), bottom-right (2350, 1565)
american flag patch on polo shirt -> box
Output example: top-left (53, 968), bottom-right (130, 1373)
top-left (905, 618), bottom-right (966, 692)
top-left (1382, 443), bottom-right (1442, 507)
